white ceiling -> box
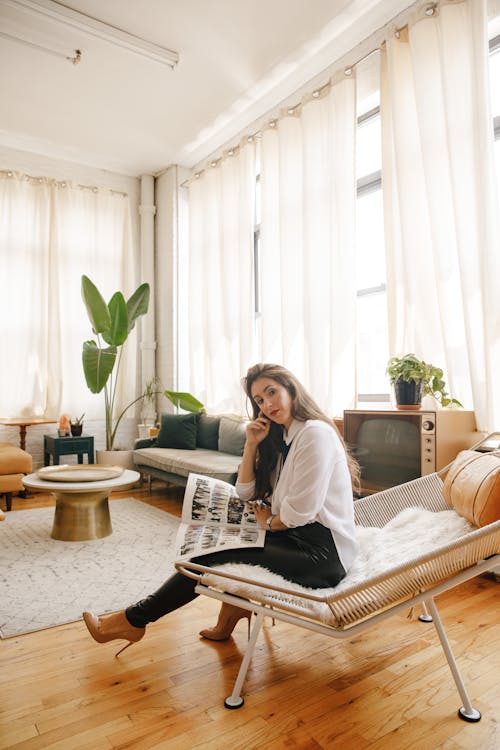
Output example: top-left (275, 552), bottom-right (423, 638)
top-left (0, 0), bottom-right (414, 177)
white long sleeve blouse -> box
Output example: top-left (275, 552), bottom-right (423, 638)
top-left (235, 419), bottom-right (358, 573)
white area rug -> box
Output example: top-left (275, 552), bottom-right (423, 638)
top-left (0, 498), bottom-right (179, 638)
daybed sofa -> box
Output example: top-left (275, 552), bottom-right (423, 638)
top-left (133, 413), bottom-right (247, 489)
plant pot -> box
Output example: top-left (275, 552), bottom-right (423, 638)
top-left (70, 424), bottom-right (83, 436)
top-left (394, 379), bottom-right (422, 410)
top-left (96, 449), bottom-right (135, 471)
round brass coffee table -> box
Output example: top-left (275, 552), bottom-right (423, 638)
top-left (23, 468), bottom-right (140, 541)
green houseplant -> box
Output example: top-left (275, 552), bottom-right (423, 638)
top-left (163, 390), bottom-right (205, 414)
top-left (386, 354), bottom-right (463, 409)
top-left (81, 275), bottom-right (151, 450)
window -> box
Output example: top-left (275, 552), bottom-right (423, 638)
top-left (0, 174), bottom-right (133, 418)
top-left (355, 61), bottom-right (389, 404)
top-left (489, 35), bottom-right (500, 211)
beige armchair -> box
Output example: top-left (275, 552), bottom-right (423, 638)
top-left (0, 441), bottom-right (33, 516)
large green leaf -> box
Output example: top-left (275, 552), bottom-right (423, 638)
top-left (102, 292), bottom-right (128, 346)
top-left (81, 276), bottom-right (111, 334)
top-left (127, 283), bottom-right (150, 332)
top-left (164, 390), bottom-right (205, 413)
top-left (82, 340), bottom-right (117, 393)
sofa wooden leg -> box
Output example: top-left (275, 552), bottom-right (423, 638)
top-left (1, 492), bottom-right (13, 511)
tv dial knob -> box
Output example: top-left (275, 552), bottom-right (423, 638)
top-left (422, 420), bottom-right (434, 431)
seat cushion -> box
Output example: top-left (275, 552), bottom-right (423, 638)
top-left (0, 443), bottom-right (32, 474)
top-left (133, 447), bottom-right (240, 484)
top-left (0, 473), bottom-right (25, 493)
top-left (442, 450), bottom-right (500, 527)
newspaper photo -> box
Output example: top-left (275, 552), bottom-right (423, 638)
top-left (175, 473), bottom-right (266, 559)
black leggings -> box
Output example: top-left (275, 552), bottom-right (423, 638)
top-left (126, 523), bottom-right (346, 628)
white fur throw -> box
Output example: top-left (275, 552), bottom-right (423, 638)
top-left (202, 507), bottom-right (475, 625)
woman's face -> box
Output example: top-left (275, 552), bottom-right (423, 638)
top-left (250, 376), bottom-right (293, 430)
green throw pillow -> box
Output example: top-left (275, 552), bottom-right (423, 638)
top-left (196, 414), bottom-right (220, 450)
top-left (157, 413), bottom-right (198, 450)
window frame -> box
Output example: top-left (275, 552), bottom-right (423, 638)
top-left (355, 104), bottom-right (390, 404)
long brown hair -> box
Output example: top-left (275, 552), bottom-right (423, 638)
top-left (242, 363), bottom-right (359, 498)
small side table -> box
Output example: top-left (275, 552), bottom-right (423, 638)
top-left (23, 469), bottom-right (140, 540)
top-left (44, 434), bottom-right (95, 466)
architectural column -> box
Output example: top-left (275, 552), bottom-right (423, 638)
top-left (155, 165), bottom-right (190, 411)
top-left (139, 174), bottom-right (157, 422)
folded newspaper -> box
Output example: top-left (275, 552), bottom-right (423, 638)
top-left (175, 473), bottom-right (266, 559)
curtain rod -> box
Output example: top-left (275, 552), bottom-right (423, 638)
top-left (0, 169), bottom-right (127, 196)
top-left (184, 2), bottom-right (440, 186)
top-left (182, 46), bottom-right (377, 188)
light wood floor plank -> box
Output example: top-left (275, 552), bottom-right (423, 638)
top-left (1, 483), bottom-right (498, 750)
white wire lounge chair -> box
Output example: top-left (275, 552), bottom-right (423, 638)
top-left (176, 451), bottom-right (500, 720)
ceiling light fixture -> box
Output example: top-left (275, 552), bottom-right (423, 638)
top-left (4, 0), bottom-right (179, 68)
top-left (0, 28), bottom-right (81, 62)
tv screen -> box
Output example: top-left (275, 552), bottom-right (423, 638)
top-left (353, 417), bottom-right (421, 489)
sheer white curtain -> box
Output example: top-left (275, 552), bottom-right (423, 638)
top-left (381, 0), bottom-right (500, 430)
top-left (188, 141), bottom-right (256, 412)
top-left (259, 75), bottom-right (357, 416)
top-left (0, 172), bottom-right (135, 419)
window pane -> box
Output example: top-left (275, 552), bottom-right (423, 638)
top-left (255, 175), bottom-right (261, 226)
top-left (356, 293), bottom-right (390, 396)
top-left (356, 49), bottom-right (381, 117)
top-left (355, 188), bottom-right (385, 290)
top-left (495, 138), bottom-right (500, 211)
top-left (356, 116), bottom-right (381, 179)
top-left (489, 47), bottom-right (500, 118)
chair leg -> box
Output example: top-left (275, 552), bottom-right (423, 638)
top-left (418, 601), bottom-right (433, 622)
top-left (426, 597), bottom-right (481, 722)
top-left (5, 492), bottom-right (12, 511)
top-left (224, 611), bottom-right (264, 709)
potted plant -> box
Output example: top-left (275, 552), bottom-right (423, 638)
top-left (136, 389), bottom-right (206, 442)
top-left (163, 390), bottom-right (206, 413)
top-left (70, 413), bottom-right (85, 436)
top-left (81, 275), bottom-right (151, 458)
top-left (386, 354), bottom-right (463, 410)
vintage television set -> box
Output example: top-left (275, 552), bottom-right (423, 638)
top-left (343, 409), bottom-right (478, 496)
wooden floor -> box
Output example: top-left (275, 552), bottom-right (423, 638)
top-left (1, 485), bottom-right (499, 750)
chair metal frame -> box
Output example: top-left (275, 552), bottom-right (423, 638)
top-left (177, 443), bottom-right (500, 718)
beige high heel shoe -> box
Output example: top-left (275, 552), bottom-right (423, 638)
top-left (199, 603), bottom-right (252, 641)
top-left (82, 610), bottom-right (145, 656)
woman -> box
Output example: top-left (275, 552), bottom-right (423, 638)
top-left (83, 363), bottom-right (359, 651)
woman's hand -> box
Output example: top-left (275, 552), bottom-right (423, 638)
top-left (253, 503), bottom-right (272, 529)
top-left (245, 412), bottom-right (271, 447)
top-left (237, 413), bottom-right (270, 484)
top-left (251, 503), bottom-right (286, 531)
